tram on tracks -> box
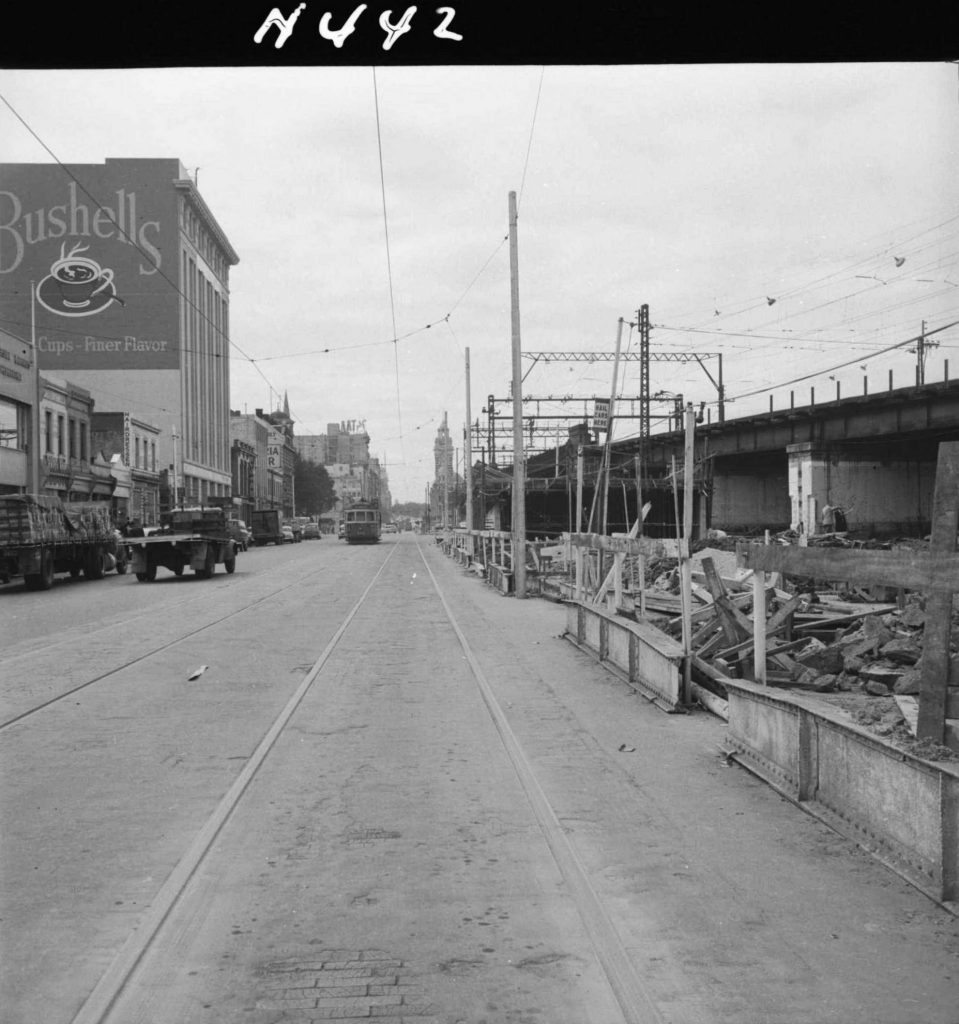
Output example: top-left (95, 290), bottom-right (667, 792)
top-left (343, 499), bottom-right (381, 544)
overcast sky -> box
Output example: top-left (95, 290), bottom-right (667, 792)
top-left (1, 62), bottom-right (957, 502)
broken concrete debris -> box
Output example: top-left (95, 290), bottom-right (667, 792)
top-left (621, 534), bottom-right (959, 760)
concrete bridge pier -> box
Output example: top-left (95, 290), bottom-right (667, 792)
top-left (787, 439), bottom-right (939, 539)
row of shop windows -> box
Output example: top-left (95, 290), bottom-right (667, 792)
top-left (0, 397), bottom-right (157, 477)
top-left (43, 410), bottom-right (89, 462)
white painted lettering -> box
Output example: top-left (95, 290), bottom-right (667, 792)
top-left (37, 336), bottom-right (74, 354)
top-left (0, 191), bottom-right (24, 273)
top-left (85, 337), bottom-right (121, 352)
top-left (0, 183), bottom-right (162, 275)
top-left (93, 206), bottom-right (116, 239)
top-left (138, 221), bottom-right (162, 275)
top-left (434, 6), bottom-right (461, 40)
top-left (319, 4), bottom-right (367, 47)
top-left (379, 6), bottom-right (416, 49)
top-left (254, 4), bottom-right (307, 48)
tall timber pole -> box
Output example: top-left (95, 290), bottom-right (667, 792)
top-left (465, 347), bottom-right (474, 550)
top-left (509, 191), bottom-right (527, 598)
top-left (680, 402), bottom-right (696, 704)
top-left (600, 316), bottom-right (626, 535)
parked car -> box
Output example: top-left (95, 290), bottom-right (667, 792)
top-left (383, 523), bottom-right (398, 534)
top-left (226, 518), bottom-right (252, 551)
top-left (280, 524), bottom-right (296, 544)
top-left (337, 522), bottom-right (345, 539)
top-left (301, 521), bottom-right (321, 540)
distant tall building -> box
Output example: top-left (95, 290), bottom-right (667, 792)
top-left (294, 419), bottom-right (384, 521)
top-left (294, 421), bottom-right (370, 468)
top-left (432, 412), bottom-right (455, 527)
top-left (0, 157), bottom-right (240, 507)
top-left (434, 412), bottom-right (453, 482)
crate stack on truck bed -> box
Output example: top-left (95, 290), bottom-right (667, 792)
top-left (129, 506), bottom-right (237, 581)
top-left (0, 494), bottom-right (115, 591)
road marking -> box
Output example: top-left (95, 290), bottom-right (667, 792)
top-left (417, 540), bottom-right (666, 1024)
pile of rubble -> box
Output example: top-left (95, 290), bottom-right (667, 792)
top-left (635, 541), bottom-right (959, 760)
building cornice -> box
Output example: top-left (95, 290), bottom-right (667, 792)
top-left (174, 179), bottom-right (240, 266)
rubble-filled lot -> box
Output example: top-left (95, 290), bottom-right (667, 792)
top-left (631, 534), bottom-right (959, 762)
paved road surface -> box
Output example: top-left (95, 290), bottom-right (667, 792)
top-left (1, 534), bottom-right (957, 1023)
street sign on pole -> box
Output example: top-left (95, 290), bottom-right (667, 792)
top-left (593, 398), bottom-right (610, 433)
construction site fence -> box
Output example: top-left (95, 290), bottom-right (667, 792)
top-left (441, 528), bottom-right (661, 606)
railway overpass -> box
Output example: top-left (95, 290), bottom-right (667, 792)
top-left (488, 377), bottom-right (959, 540)
top-left (651, 376), bottom-right (959, 538)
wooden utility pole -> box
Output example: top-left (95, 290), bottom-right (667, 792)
top-left (600, 317), bottom-right (625, 536)
top-left (680, 403), bottom-right (696, 703)
top-left (509, 191), bottom-right (527, 597)
top-left (917, 440), bottom-right (959, 741)
top-left (575, 446), bottom-right (584, 534)
top-left (465, 348), bottom-right (473, 540)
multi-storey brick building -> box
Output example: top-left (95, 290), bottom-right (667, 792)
top-left (91, 410), bottom-right (161, 525)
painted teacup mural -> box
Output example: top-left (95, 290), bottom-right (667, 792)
top-left (37, 242), bottom-right (121, 317)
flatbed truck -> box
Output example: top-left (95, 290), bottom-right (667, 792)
top-left (0, 494), bottom-right (118, 591)
top-left (129, 507), bottom-right (237, 582)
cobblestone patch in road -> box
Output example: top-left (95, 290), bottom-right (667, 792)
top-left (256, 949), bottom-right (436, 1021)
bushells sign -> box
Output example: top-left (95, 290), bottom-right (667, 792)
top-left (0, 159), bottom-right (181, 370)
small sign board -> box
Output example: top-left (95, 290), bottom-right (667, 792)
top-left (593, 399), bottom-right (610, 432)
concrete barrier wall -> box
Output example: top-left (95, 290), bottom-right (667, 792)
top-left (723, 677), bottom-right (959, 906)
top-left (564, 600), bottom-right (685, 712)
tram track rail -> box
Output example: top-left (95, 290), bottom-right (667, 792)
top-left (0, 559), bottom-right (355, 733)
top-left (69, 542), bottom-right (400, 1024)
top-left (66, 536), bottom-right (662, 1024)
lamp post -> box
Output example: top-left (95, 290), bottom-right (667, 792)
top-left (29, 282), bottom-right (42, 494)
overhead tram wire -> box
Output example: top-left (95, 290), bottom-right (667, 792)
top-left (673, 211), bottom-right (959, 333)
top-left (517, 67), bottom-right (545, 211)
top-left (0, 90), bottom-right (289, 406)
top-left (727, 317), bottom-right (959, 403)
top-left (372, 67), bottom-right (405, 467)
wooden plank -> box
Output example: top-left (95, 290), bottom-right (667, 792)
top-left (568, 532), bottom-right (649, 555)
top-left (739, 543), bottom-right (959, 591)
top-left (753, 570), bottom-right (767, 685)
top-left (680, 589), bottom-right (751, 629)
top-left (702, 558), bottom-right (753, 640)
top-left (764, 593), bottom-right (804, 634)
top-left (791, 604), bottom-right (898, 633)
top-left (895, 695), bottom-right (919, 736)
top-left (917, 442), bottom-right (959, 741)
top-left (697, 630), bottom-right (731, 660)
top-left (712, 633), bottom-right (813, 663)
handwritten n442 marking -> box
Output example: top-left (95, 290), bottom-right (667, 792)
top-left (254, 5), bottom-right (463, 49)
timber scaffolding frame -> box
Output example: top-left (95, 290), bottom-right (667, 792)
top-left (473, 441), bottom-right (714, 541)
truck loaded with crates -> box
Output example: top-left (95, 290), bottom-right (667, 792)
top-left (0, 494), bottom-right (121, 591)
top-left (128, 506), bottom-right (237, 582)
